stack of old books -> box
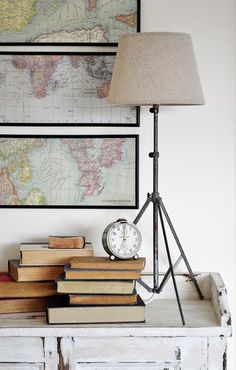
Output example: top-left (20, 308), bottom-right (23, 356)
top-left (47, 256), bottom-right (146, 324)
top-left (0, 236), bottom-right (93, 314)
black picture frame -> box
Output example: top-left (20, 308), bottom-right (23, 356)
top-left (0, 51), bottom-right (139, 127)
top-left (0, 0), bottom-right (141, 46)
top-left (0, 134), bottom-right (139, 209)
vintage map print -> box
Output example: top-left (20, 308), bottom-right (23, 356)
top-left (0, 53), bottom-right (138, 126)
top-left (0, 0), bottom-right (140, 45)
top-left (0, 136), bottom-right (138, 208)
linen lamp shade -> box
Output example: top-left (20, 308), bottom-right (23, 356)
top-left (108, 32), bottom-right (205, 106)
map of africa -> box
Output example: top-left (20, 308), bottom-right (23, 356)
top-left (0, 136), bottom-right (137, 207)
top-left (0, 0), bottom-right (139, 44)
top-left (0, 53), bottom-right (137, 125)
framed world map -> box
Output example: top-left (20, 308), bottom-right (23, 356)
top-left (0, 135), bottom-right (139, 208)
top-left (0, 52), bottom-right (139, 126)
top-left (0, 0), bottom-right (140, 45)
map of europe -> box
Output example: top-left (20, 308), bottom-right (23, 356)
top-left (0, 54), bottom-right (137, 125)
top-left (0, 137), bottom-right (137, 207)
top-left (0, 0), bottom-right (138, 44)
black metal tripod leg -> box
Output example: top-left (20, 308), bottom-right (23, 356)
top-left (133, 195), bottom-right (152, 225)
top-left (159, 198), bottom-right (204, 300)
top-left (158, 204), bottom-right (185, 325)
top-left (157, 255), bottom-right (182, 293)
top-left (133, 195), bottom-right (155, 292)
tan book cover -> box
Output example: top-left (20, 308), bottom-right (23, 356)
top-left (48, 235), bottom-right (85, 249)
top-left (47, 295), bottom-right (145, 324)
top-left (69, 256), bottom-right (146, 270)
top-left (0, 272), bottom-right (57, 298)
top-left (9, 260), bottom-right (64, 282)
top-left (57, 274), bottom-right (135, 294)
top-left (69, 294), bottom-right (138, 306)
top-left (0, 297), bottom-right (46, 314)
top-left (64, 264), bottom-right (141, 280)
top-left (20, 242), bottom-right (93, 265)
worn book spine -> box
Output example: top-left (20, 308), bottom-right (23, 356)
top-left (0, 297), bottom-right (46, 314)
top-left (69, 256), bottom-right (146, 270)
top-left (48, 236), bottom-right (85, 249)
top-left (64, 268), bottom-right (141, 280)
top-left (56, 275), bottom-right (135, 294)
top-left (69, 293), bottom-right (138, 305)
top-left (47, 295), bottom-right (145, 324)
top-left (0, 274), bottom-right (57, 298)
top-left (9, 260), bottom-right (64, 282)
top-left (20, 243), bottom-right (93, 265)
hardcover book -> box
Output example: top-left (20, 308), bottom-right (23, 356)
top-left (64, 264), bottom-right (141, 280)
top-left (69, 293), bottom-right (138, 306)
top-left (48, 235), bottom-right (85, 249)
top-left (9, 260), bottom-right (64, 282)
top-left (47, 295), bottom-right (145, 324)
top-left (0, 297), bottom-right (46, 314)
top-left (56, 274), bottom-right (135, 295)
top-left (0, 272), bottom-right (57, 298)
top-left (20, 242), bottom-right (93, 265)
top-left (69, 256), bottom-right (146, 270)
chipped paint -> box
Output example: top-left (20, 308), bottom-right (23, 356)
top-left (223, 349), bottom-right (227, 370)
top-left (175, 347), bottom-right (181, 361)
top-left (226, 315), bottom-right (232, 326)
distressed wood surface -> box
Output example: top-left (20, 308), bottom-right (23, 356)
top-left (0, 337), bottom-right (44, 362)
top-left (62, 336), bottom-right (227, 370)
top-left (75, 364), bottom-right (179, 369)
top-left (210, 273), bottom-right (231, 327)
top-left (68, 337), bottom-right (181, 363)
top-left (44, 337), bottom-right (59, 370)
top-left (0, 273), bottom-right (231, 338)
top-left (0, 274), bottom-right (231, 370)
top-left (0, 365), bottom-right (44, 370)
top-left (207, 337), bottom-right (227, 369)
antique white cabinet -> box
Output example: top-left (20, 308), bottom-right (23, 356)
top-left (0, 273), bottom-right (231, 370)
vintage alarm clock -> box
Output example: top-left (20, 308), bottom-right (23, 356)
top-left (102, 218), bottom-right (142, 260)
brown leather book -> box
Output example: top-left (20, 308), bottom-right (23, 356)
top-left (0, 272), bottom-right (57, 298)
top-left (20, 242), bottom-right (93, 265)
top-left (64, 266), bottom-right (141, 280)
top-left (69, 293), bottom-right (137, 306)
top-left (0, 297), bottom-right (46, 314)
top-left (69, 256), bottom-right (146, 270)
top-left (9, 260), bottom-right (64, 282)
top-left (57, 274), bottom-right (135, 294)
top-left (48, 236), bottom-right (85, 249)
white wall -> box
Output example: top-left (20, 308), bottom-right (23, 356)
top-left (0, 0), bottom-right (235, 367)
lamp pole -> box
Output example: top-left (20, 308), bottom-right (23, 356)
top-left (133, 104), bottom-right (204, 325)
top-left (150, 104), bottom-right (159, 292)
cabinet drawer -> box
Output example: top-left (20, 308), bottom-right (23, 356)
top-left (76, 363), bottom-right (179, 370)
top-left (0, 338), bottom-right (44, 363)
top-left (71, 337), bottom-right (181, 363)
top-left (0, 364), bottom-right (44, 370)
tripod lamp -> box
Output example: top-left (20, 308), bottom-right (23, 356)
top-left (108, 32), bottom-right (205, 325)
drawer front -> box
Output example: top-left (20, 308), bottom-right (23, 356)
top-left (0, 364), bottom-right (44, 370)
top-left (76, 363), bottom-right (179, 370)
top-left (71, 337), bottom-right (181, 363)
top-left (61, 337), bottom-right (211, 370)
top-left (0, 338), bottom-right (44, 363)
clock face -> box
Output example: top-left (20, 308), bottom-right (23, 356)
top-left (106, 221), bottom-right (141, 259)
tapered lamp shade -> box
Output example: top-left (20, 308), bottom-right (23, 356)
top-left (108, 32), bottom-right (205, 106)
